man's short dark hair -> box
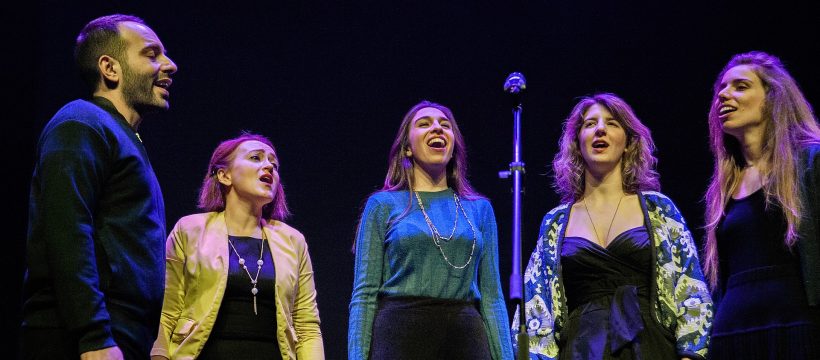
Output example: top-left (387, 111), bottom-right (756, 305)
top-left (74, 14), bottom-right (145, 91)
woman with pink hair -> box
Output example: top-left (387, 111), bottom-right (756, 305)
top-left (152, 133), bottom-right (324, 359)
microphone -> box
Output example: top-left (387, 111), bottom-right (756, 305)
top-left (503, 72), bottom-right (527, 94)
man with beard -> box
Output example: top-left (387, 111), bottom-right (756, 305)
top-left (20, 14), bottom-right (177, 360)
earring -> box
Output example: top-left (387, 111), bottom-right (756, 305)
top-left (405, 150), bottom-right (412, 157)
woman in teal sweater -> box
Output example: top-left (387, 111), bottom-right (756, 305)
top-left (348, 100), bottom-right (513, 359)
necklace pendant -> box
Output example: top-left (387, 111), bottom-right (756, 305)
top-left (226, 220), bottom-right (268, 315)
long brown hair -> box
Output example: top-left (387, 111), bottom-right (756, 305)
top-left (703, 51), bottom-right (820, 287)
top-left (352, 100), bottom-right (482, 253)
top-left (382, 100), bottom-right (479, 198)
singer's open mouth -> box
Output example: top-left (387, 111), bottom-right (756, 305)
top-left (592, 140), bottom-right (608, 149)
top-left (427, 138), bottom-right (446, 148)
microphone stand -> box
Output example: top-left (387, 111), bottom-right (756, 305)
top-left (499, 72), bottom-right (527, 358)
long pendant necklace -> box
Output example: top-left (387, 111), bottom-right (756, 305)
top-left (226, 220), bottom-right (267, 315)
top-left (414, 190), bottom-right (477, 269)
top-left (582, 194), bottom-right (625, 247)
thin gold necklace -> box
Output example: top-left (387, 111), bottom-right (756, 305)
top-left (582, 194), bottom-right (625, 246)
top-left (225, 217), bottom-right (267, 315)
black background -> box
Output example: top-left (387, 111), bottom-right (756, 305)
top-left (6, 0), bottom-right (819, 358)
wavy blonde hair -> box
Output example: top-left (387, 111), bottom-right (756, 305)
top-left (552, 93), bottom-right (660, 203)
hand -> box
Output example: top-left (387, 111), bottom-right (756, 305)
top-left (681, 357), bottom-right (692, 360)
top-left (151, 356), bottom-right (170, 360)
top-left (80, 346), bottom-right (124, 360)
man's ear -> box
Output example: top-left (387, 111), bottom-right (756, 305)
top-left (98, 55), bottom-right (121, 84)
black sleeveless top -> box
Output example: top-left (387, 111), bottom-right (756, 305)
top-left (709, 189), bottom-right (820, 359)
top-left (199, 236), bottom-right (282, 360)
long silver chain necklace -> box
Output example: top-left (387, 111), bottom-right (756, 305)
top-left (226, 219), bottom-right (267, 315)
top-left (414, 191), bottom-right (477, 269)
top-left (582, 194), bottom-right (625, 247)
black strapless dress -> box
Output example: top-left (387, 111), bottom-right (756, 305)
top-left (559, 227), bottom-right (676, 360)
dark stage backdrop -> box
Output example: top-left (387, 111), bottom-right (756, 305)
top-left (7, 0), bottom-right (818, 357)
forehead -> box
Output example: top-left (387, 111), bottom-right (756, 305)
top-left (721, 65), bottom-right (760, 84)
top-left (582, 103), bottom-right (613, 119)
top-left (236, 140), bottom-right (275, 154)
top-left (413, 107), bottom-right (448, 121)
top-left (118, 21), bottom-right (163, 50)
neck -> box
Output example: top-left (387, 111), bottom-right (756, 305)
top-left (412, 163), bottom-right (449, 191)
top-left (224, 195), bottom-right (265, 236)
top-left (93, 89), bottom-right (142, 129)
top-left (582, 165), bottom-right (625, 203)
top-left (736, 127), bottom-right (767, 168)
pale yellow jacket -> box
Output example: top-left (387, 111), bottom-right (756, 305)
top-left (150, 212), bottom-right (324, 359)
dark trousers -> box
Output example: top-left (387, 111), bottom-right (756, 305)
top-left (370, 296), bottom-right (492, 360)
top-left (19, 325), bottom-right (149, 360)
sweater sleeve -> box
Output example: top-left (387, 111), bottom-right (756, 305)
top-left (798, 145), bottom-right (820, 306)
top-left (348, 195), bottom-right (387, 359)
top-left (33, 119), bottom-right (117, 354)
top-left (476, 201), bottom-right (514, 360)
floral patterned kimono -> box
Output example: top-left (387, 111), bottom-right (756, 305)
top-left (512, 191), bottom-right (713, 360)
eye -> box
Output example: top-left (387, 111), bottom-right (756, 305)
top-left (250, 155), bottom-right (261, 161)
top-left (143, 49), bottom-right (158, 60)
top-left (416, 121), bottom-right (430, 128)
top-left (440, 121), bottom-right (452, 129)
top-left (607, 120), bottom-right (621, 128)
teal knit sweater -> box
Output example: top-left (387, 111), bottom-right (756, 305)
top-left (348, 189), bottom-right (513, 359)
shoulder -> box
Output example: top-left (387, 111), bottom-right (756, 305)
top-left (40, 100), bottom-right (118, 148)
top-left (366, 190), bottom-right (392, 202)
top-left (367, 190), bottom-right (405, 203)
top-left (640, 191), bottom-right (681, 214)
top-left (172, 212), bottom-right (219, 232)
top-left (267, 220), bottom-right (305, 242)
top-left (640, 190), bottom-right (672, 203)
top-left (461, 194), bottom-right (492, 210)
top-left (363, 190), bottom-right (407, 211)
top-left (47, 99), bottom-right (112, 129)
top-left (800, 143), bottom-right (820, 167)
top-left (799, 144), bottom-right (820, 202)
top-left (541, 203), bottom-right (570, 224)
top-left (801, 142), bottom-right (820, 155)
top-left (266, 220), bottom-right (311, 256)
